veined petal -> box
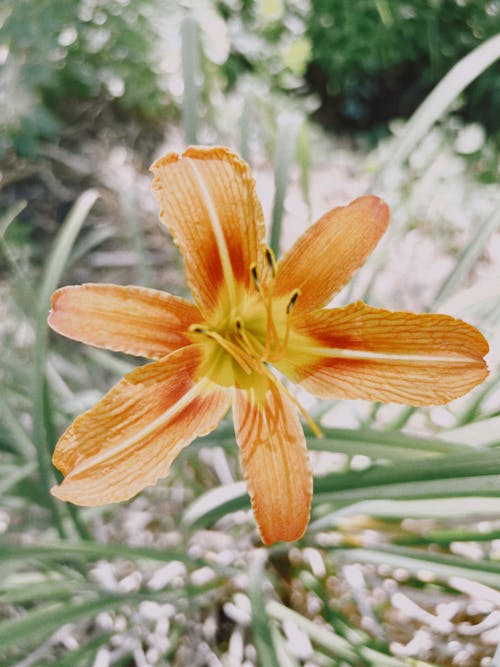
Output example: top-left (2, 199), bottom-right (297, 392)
top-left (49, 284), bottom-right (201, 359)
top-left (274, 196), bottom-right (389, 314)
top-left (151, 146), bottom-right (268, 317)
top-left (233, 384), bottom-right (312, 545)
top-left (280, 302), bottom-right (489, 406)
top-left (51, 346), bottom-right (231, 505)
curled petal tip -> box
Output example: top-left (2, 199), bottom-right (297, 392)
top-left (354, 194), bottom-right (391, 228)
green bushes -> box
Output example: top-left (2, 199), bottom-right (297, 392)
top-left (1, 0), bottom-right (498, 157)
top-left (0, 0), bottom-right (173, 155)
top-left (307, 0), bottom-right (500, 131)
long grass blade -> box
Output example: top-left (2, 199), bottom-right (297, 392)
top-left (248, 561), bottom-right (281, 667)
top-left (338, 545), bottom-right (500, 589)
top-left (0, 540), bottom-right (206, 567)
top-left (269, 112), bottom-right (303, 255)
top-left (33, 189), bottom-right (99, 537)
top-left (0, 201), bottom-right (27, 239)
top-left (435, 206), bottom-right (500, 304)
top-left (42, 632), bottom-right (113, 667)
top-left (267, 601), bottom-right (428, 666)
top-left (184, 449), bottom-right (500, 529)
top-left (239, 92), bottom-right (253, 163)
top-left (296, 119), bottom-right (311, 215)
top-left (121, 189), bottom-right (152, 286)
top-left (0, 388), bottom-right (35, 459)
top-left (181, 14), bottom-right (200, 144)
top-left (373, 33), bottom-right (500, 189)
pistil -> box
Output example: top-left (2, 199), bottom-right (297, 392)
top-left (190, 325), bottom-right (257, 375)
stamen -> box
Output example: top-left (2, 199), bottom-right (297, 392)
top-left (266, 289), bottom-right (301, 363)
top-left (265, 247), bottom-right (277, 278)
top-left (250, 263), bottom-right (260, 290)
top-left (287, 289), bottom-right (301, 315)
top-left (262, 297), bottom-right (281, 360)
top-left (235, 318), bottom-right (261, 360)
top-left (190, 325), bottom-right (207, 334)
top-left (262, 365), bottom-right (323, 438)
top-left (189, 324), bottom-right (255, 375)
top-left (250, 262), bottom-right (280, 360)
top-left (282, 289), bottom-right (301, 354)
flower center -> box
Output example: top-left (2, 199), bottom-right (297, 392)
top-left (188, 250), bottom-right (323, 438)
top-left (190, 249), bottom-right (299, 379)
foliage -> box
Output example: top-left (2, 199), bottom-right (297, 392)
top-left (218, 0), bottom-right (500, 136)
top-left (308, 0), bottom-right (500, 131)
top-left (2, 0), bottom-right (499, 159)
top-left (0, 0), bottom-right (178, 156)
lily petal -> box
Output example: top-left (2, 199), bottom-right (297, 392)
top-left (281, 302), bottom-right (489, 406)
top-left (274, 196), bottom-right (389, 314)
top-left (51, 346), bottom-right (231, 505)
top-left (49, 284), bottom-right (201, 359)
top-left (233, 384), bottom-right (312, 545)
top-left (151, 146), bottom-right (268, 317)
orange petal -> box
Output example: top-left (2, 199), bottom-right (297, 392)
top-left (233, 384), bottom-right (312, 545)
top-left (51, 346), bottom-right (231, 505)
top-left (48, 284), bottom-right (201, 359)
top-left (274, 196), bottom-right (389, 314)
top-left (280, 302), bottom-right (489, 406)
top-left (151, 146), bottom-right (268, 317)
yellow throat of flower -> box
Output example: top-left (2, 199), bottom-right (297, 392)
top-left (188, 248), bottom-right (322, 437)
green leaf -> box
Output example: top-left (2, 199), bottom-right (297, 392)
top-left (0, 540), bottom-right (205, 567)
top-left (0, 580), bottom-right (84, 605)
top-left (0, 387), bottom-right (35, 459)
top-left (296, 119), bottom-right (311, 214)
top-left (373, 34), bottom-right (500, 189)
top-left (201, 424), bottom-right (471, 458)
top-left (338, 545), bottom-right (500, 589)
top-left (0, 201), bottom-right (27, 239)
top-left (313, 449), bottom-right (500, 503)
top-left (0, 596), bottom-right (124, 654)
top-left (248, 561), bottom-right (281, 667)
top-left (181, 14), bottom-right (201, 144)
top-left (0, 463), bottom-right (37, 496)
top-left (435, 206), bottom-right (500, 305)
top-left (42, 632), bottom-right (113, 667)
top-left (437, 417), bottom-right (500, 447)
top-left (182, 481), bottom-right (247, 530)
top-left (121, 188), bottom-right (152, 287)
top-left (269, 112), bottom-right (303, 255)
top-left (32, 189), bottom-right (99, 537)
top-left (311, 426), bottom-right (470, 458)
top-left (267, 601), bottom-right (423, 666)
top-left (184, 450), bottom-right (500, 530)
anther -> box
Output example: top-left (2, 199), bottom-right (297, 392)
top-left (265, 247), bottom-right (276, 278)
top-left (286, 289), bottom-right (301, 315)
top-left (250, 263), bottom-right (260, 290)
top-left (189, 324), bottom-right (207, 334)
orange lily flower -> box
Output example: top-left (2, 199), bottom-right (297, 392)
top-left (48, 146), bottom-right (489, 545)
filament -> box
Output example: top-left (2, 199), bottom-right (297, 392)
top-left (190, 326), bottom-right (256, 375)
top-left (261, 364), bottom-right (323, 438)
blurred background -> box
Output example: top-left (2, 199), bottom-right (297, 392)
top-left (1, 1), bottom-right (500, 665)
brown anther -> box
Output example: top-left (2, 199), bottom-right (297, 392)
top-left (286, 289), bottom-right (301, 315)
top-left (250, 264), bottom-right (260, 290)
top-left (265, 247), bottom-right (276, 277)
